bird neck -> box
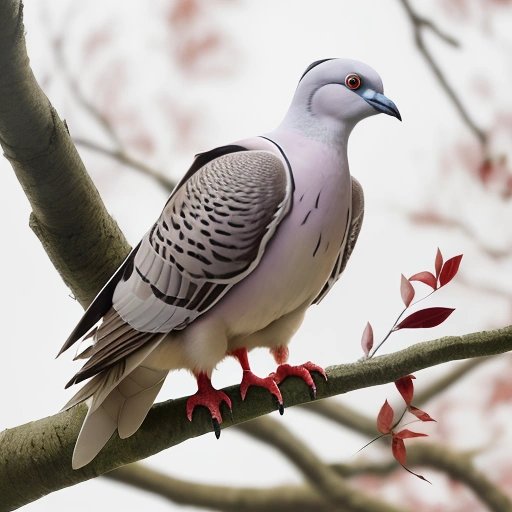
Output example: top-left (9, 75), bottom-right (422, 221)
top-left (276, 107), bottom-right (353, 156)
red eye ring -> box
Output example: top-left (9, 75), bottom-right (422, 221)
top-left (345, 73), bottom-right (361, 90)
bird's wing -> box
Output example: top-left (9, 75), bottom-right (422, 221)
top-left (59, 147), bottom-right (292, 379)
top-left (57, 144), bottom-right (282, 356)
top-left (113, 148), bottom-right (292, 333)
top-left (313, 177), bottom-right (364, 304)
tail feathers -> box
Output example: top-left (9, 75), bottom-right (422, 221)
top-left (71, 364), bottom-right (168, 470)
top-left (65, 337), bottom-right (168, 470)
top-left (117, 366), bottom-right (167, 439)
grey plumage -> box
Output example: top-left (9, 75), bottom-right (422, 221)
top-left (59, 58), bottom-right (400, 469)
top-left (314, 177), bottom-right (364, 304)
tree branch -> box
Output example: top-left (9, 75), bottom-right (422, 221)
top-left (1, 326), bottom-right (511, 510)
top-left (51, 27), bottom-right (176, 192)
top-left (415, 356), bottom-right (495, 405)
top-left (398, 0), bottom-right (487, 147)
top-left (0, 0), bottom-right (130, 307)
top-left (74, 137), bottom-right (175, 191)
top-left (237, 417), bottom-right (404, 512)
top-left (305, 399), bottom-right (375, 437)
top-left (305, 393), bottom-right (512, 512)
top-left (108, 441), bottom-right (512, 512)
top-left (107, 464), bottom-right (337, 512)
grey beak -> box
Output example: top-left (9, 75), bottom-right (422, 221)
top-left (362, 89), bottom-right (401, 121)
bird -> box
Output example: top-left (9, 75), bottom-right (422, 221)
top-left (58, 58), bottom-right (401, 469)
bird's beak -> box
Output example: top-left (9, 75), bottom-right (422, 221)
top-left (362, 89), bottom-right (401, 121)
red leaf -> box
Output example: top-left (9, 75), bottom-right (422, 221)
top-left (400, 274), bottom-right (415, 307)
top-left (395, 307), bottom-right (455, 330)
top-left (395, 375), bottom-right (415, 405)
top-left (409, 406), bottom-right (436, 422)
top-left (377, 400), bottom-right (394, 434)
top-left (409, 271), bottom-right (437, 290)
top-left (439, 254), bottom-right (463, 287)
top-left (360, 322), bottom-right (374, 357)
top-left (435, 248), bottom-right (443, 278)
top-left (395, 429), bottom-right (428, 440)
top-left (392, 436), bottom-right (406, 465)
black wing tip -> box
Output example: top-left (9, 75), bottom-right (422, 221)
top-left (56, 339), bottom-right (74, 358)
top-left (64, 377), bottom-right (76, 389)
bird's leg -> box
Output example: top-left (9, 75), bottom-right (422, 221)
top-left (229, 348), bottom-right (284, 414)
top-left (186, 372), bottom-right (232, 438)
top-left (269, 346), bottom-right (327, 400)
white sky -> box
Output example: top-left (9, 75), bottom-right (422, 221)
top-left (2, 0), bottom-right (512, 510)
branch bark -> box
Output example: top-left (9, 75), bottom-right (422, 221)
top-left (1, 325), bottom-right (512, 510)
top-left (0, 0), bottom-right (130, 307)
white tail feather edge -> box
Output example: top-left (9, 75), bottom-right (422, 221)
top-left (65, 336), bottom-right (167, 470)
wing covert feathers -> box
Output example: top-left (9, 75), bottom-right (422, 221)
top-left (57, 243), bottom-right (140, 357)
top-left (113, 150), bottom-right (291, 333)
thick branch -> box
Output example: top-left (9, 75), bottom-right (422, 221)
top-left (1, 326), bottom-right (511, 510)
top-left (0, 0), bottom-right (130, 307)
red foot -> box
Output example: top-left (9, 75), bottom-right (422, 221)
top-left (270, 362), bottom-right (327, 399)
top-left (230, 348), bottom-right (284, 414)
top-left (240, 371), bottom-right (284, 413)
top-left (186, 372), bottom-right (232, 438)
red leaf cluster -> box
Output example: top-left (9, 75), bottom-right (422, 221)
top-left (360, 248), bottom-right (462, 358)
top-left (409, 248), bottom-right (463, 291)
top-left (371, 375), bottom-right (435, 482)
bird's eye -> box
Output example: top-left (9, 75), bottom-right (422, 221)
top-left (345, 73), bottom-right (361, 90)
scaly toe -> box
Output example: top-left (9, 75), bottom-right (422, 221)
top-left (240, 370), bottom-right (283, 408)
top-left (271, 362), bottom-right (327, 400)
top-left (186, 388), bottom-right (232, 430)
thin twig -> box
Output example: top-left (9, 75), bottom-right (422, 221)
top-left (75, 137), bottom-right (175, 191)
top-left (398, 0), bottom-right (487, 147)
top-left (53, 36), bottom-right (122, 147)
top-left (53, 27), bottom-right (176, 192)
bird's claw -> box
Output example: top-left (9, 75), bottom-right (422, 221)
top-left (211, 418), bottom-right (221, 439)
top-left (270, 361), bottom-right (327, 400)
top-left (186, 385), bottom-right (232, 438)
top-left (240, 370), bottom-right (284, 413)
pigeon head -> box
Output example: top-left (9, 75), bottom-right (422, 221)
top-left (281, 58), bottom-right (400, 142)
